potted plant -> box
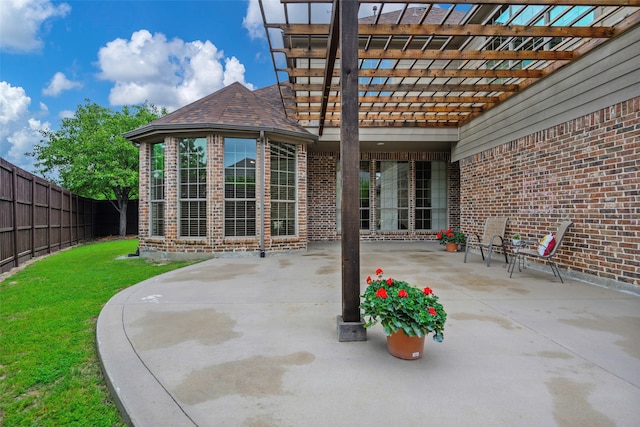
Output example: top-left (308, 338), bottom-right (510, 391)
top-left (436, 228), bottom-right (466, 252)
top-left (512, 233), bottom-right (522, 246)
top-left (360, 268), bottom-right (447, 360)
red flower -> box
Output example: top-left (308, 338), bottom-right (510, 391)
top-left (436, 232), bottom-right (442, 239)
top-left (398, 289), bottom-right (408, 298)
top-left (423, 287), bottom-right (433, 295)
top-left (375, 288), bottom-right (388, 298)
top-left (366, 276), bottom-right (372, 284)
top-left (375, 268), bottom-right (383, 276)
top-left (428, 307), bottom-right (437, 316)
top-left (386, 278), bottom-right (393, 286)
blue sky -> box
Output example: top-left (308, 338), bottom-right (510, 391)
top-left (0, 0), bottom-right (279, 173)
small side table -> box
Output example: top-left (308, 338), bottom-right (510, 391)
top-left (507, 240), bottom-right (532, 276)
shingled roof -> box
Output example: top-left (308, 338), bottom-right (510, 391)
top-left (124, 82), bottom-right (316, 143)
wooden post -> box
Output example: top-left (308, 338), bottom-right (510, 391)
top-left (338, 0), bottom-right (364, 338)
top-left (11, 167), bottom-right (19, 268)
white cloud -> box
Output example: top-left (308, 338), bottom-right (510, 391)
top-left (97, 30), bottom-right (254, 111)
top-left (243, 0), bottom-right (268, 40)
top-left (243, 0), bottom-right (333, 40)
top-left (0, 0), bottom-right (70, 53)
top-left (0, 82), bottom-right (31, 125)
top-left (59, 110), bottom-right (75, 119)
top-left (43, 72), bottom-right (82, 96)
top-left (0, 81), bottom-right (49, 172)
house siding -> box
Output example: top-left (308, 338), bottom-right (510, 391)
top-left (459, 96), bottom-right (640, 288)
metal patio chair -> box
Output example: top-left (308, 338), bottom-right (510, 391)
top-left (464, 217), bottom-right (509, 267)
top-left (510, 221), bottom-right (574, 283)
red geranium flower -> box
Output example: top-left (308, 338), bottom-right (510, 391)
top-left (375, 268), bottom-right (383, 276)
top-left (366, 276), bottom-right (372, 284)
top-left (436, 232), bottom-right (442, 239)
top-left (398, 289), bottom-right (408, 298)
top-left (375, 288), bottom-right (388, 298)
top-left (386, 278), bottom-right (393, 286)
top-left (423, 287), bottom-right (433, 295)
top-left (428, 307), bottom-right (437, 316)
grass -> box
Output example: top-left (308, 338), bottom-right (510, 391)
top-left (0, 239), bottom-right (197, 426)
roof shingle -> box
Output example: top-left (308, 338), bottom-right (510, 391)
top-left (125, 82), bottom-right (315, 141)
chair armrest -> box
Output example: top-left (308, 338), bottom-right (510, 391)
top-left (466, 233), bottom-right (481, 244)
top-left (489, 235), bottom-right (504, 246)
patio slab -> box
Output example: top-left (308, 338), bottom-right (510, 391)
top-left (96, 242), bottom-right (640, 426)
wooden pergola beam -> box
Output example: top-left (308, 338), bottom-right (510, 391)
top-left (286, 67), bottom-right (547, 79)
top-left (270, 23), bottom-right (617, 38)
top-left (297, 112), bottom-right (472, 120)
top-left (280, 0), bottom-right (640, 5)
top-left (290, 95), bottom-right (501, 103)
top-left (276, 48), bottom-right (576, 60)
top-left (287, 82), bottom-right (521, 92)
top-left (322, 119), bottom-right (462, 127)
top-left (339, 0), bottom-right (362, 330)
top-left (319, 0), bottom-right (340, 135)
top-left (297, 104), bottom-right (485, 113)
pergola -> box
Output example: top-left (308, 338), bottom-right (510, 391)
top-left (257, 0), bottom-right (640, 336)
top-left (261, 0), bottom-right (639, 132)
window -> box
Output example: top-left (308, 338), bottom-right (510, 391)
top-left (376, 161), bottom-right (409, 231)
top-left (336, 161), bottom-right (371, 231)
top-left (179, 138), bottom-right (207, 237)
top-left (415, 161), bottom-right (447, 231)
top-left (270, 142), bottom-right (296, 236)
top-left (224, 138), bottom-right (256, 236)
top-left (359, 161), bottom-right (371, 230)
top-left (150, 143), bottom-right (165, 236)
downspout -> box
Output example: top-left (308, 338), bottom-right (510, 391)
top-left (259, 131), bottom-right (266, 258)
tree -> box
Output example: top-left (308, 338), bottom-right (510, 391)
top-left (33, 99), bottom-right (166, 236)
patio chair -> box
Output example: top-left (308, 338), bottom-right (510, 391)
top-left (509, 221), bottom-right (574, 283)
top-left (463, 217), bottom-right (509, 267)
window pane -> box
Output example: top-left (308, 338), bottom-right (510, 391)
top-left (337, 160), bottom-right (370, 231)
top-left (150, 143), bottom-right (165, 236)
top-left (376, 161), bottom-right (408, 231)
top-left (270, 142), bottom-right (296, 236)
top-left (179, 138), bottom-right (206, 237)
top-left (224, 138), bottom-right (257, 237)
top-left (416, 161), bottom-right (447, 230)
top-left (359, 161), bottom-right (370, 230)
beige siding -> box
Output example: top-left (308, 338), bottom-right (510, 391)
top-left (453, 24), bottom-right (640, 162)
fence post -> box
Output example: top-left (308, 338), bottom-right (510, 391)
top-left (31, 177), bottom-right (36, 257)
top-left (47, 183), bottom-right (52, 254)
top-left (12, 167), bottom-right (19, 268)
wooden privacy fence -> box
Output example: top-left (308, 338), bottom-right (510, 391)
top-left (0, 158), bottom-right (138, 274)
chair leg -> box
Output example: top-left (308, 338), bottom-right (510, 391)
top-left (486, 244), bottom-right (493, 266)
top-left (502, 244), bottom-right (509, 264)
top-left (464, 243), bottom-right (470, 263)
top-left (549, 261), bottom-right (564, 283)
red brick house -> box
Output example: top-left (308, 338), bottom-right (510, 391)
top-left (125, 3), bottom-right (640, 291)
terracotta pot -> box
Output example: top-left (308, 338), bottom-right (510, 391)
top-left (445, 242), bottom-right (458, 252)
top-left (386, 329), bottom-right (426, 360)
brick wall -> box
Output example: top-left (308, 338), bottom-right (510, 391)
top-left (459, 97), bottom-right (640, 287)
top-left (307, 151), bottom-right (459, 241)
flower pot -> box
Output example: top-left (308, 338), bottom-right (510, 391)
top-left (386, 329), bottom-right (426, 360)
top-left (445, 242), bottom-right (458, 252)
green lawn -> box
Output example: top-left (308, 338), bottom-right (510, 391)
top-left (0, 239), bottom-right (197, 426)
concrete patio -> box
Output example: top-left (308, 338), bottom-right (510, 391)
top-left (97, 242), bottom-right (640, 426)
